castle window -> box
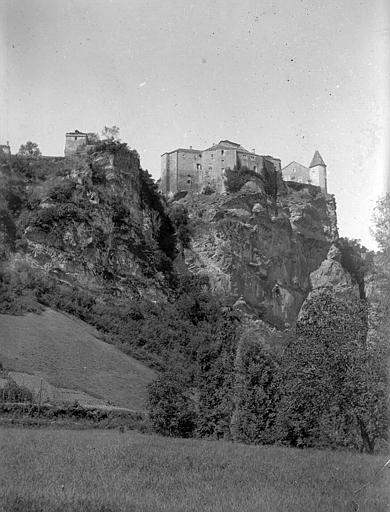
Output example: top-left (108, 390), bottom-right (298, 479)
top-left (211, 154), bottom-right (213, 159)
top-left (196, 164), bottom-right (201, 170)
top-left (221, 150), bottom-right (224, 155)
top-left (208, 166), bottom-right (212, 171)
top-left (74, 137), bottom-right (77, 140)
top-left (187, 179), bottom-right (192, 184)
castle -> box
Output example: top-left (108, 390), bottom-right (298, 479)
top-left (161, 140), bottom-right (327, 196)
top-left (161, 140), bottom-right (282, 196)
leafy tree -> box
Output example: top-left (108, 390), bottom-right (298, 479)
top-left (337, 238), bottom-right (373, 299)
top-left (101, 125), bottom-right (120, 141)
top-left (87, 132), bottom-right (100, 144)
top-left (225, 165), bottom-right (260, 193)
top-left (18, 141), bottom-right (41, 158)
top-left (371, 193), bottom-right (390, 252)
top-left (230, 324), bottom-right (281, 444)
top-left (148, 371), bottom-right (196, 437)
top-left (169, 204), bottom-right (192, 248)
top-left (276, 289), bottom-right (387, 452)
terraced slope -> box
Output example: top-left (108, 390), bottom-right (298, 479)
top-left (0, 309), bottom-right (156, 410)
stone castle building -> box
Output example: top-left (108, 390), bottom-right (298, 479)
top-left (0, 143), bottom-right (11, 161)
top-left (64, 130), bottom-right (89, 157)
top-left (161, 140), bottom-right (282, 196)
top-left (281, 151), bottom-right (327, 192)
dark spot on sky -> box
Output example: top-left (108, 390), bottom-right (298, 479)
top-left (202, 58), bottom-right (207, 64)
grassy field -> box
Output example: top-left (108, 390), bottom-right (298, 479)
top-left (0, 309), bottom-right (155, 410)
top-left (0, 427), bottom-right (388, 512)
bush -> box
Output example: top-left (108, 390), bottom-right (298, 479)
top-left (202, 185), bottom-right (215, 195)
top-left (225, 166), bottom-right (261, 193)
top-left (0, 380), bottom-right (33, 403)
top-left (148, 373), bottom-right (196, 437)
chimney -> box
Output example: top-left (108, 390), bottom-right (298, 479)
top-left (252, 148), bottom-right (256, 154)
top-left (190, 145), bottom-right (193, 149)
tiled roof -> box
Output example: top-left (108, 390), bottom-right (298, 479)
top-left (204, 141), bottom-right (251, 153)
top-left (161, 148), bottom-right (202, 156)
top-left (282, 161), bottom-right (308, 171)
top-left (66, 130), bottom-right (87, 136)
top-left (309, 150), bottom-right (326, 168)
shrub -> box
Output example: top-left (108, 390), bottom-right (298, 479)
top-left (0, 380), bottom-right (33, 403)
top-left (148, 372), bottom-right (196, 437)
top-left (202, 185), bottom-right (215, 195)
top-left (225, 166), bottom-right (261, 193)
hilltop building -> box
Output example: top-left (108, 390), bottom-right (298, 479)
top-left (161, 140), bottom-right (282, 196)
top-left (0, 143), bottom-right (11, 161)
top-left (64, 130), bottom-right (89, 157)
top-left (282, 151), bottom-right (327, 192)
top-left (161, 147), bottom-right (203, 195)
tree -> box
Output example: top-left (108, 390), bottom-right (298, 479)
top-left (337, 238), bottom-right (373, 299)
top-left (18, 141), bottom-right (41, 158)
top-left (148, 371), bottom-right (197, 437)
top-left (87, 132), bottom-right (100, 144)
top-left (230, 323), bottom-right (281, 444)
top-left (101, 125), bottom-right (120, 141)
top-left (371, 193), bottom-right (390, 253)
top-left (276, 289), bottom-right (387, 453)
top-left (225, 165), bottom-right (260, 193)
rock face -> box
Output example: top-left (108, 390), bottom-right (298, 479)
top-left (179, 180), bottom-right (338, 327)
top-left (298, 244), bottom-right (361, 322)
top-left (309, 244), bottom-right (358, 294)
top-left (8, 144), bottom-right (175, 299)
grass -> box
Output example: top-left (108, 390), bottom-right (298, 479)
top-left (0, 309), bottom-right (156, 410)
top-left (0, 427), bottom-right (389, 512)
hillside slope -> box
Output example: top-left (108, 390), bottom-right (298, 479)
top-left (0, 308), bottom-right (156, 410)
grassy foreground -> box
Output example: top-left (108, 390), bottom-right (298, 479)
top-left (0, 428), bottom-right (389, 512)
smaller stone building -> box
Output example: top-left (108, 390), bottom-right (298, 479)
top-left (282, 151), bottom-right (327, 192)
top-left (64, 130), bottom-right (89, 157)
top-left (160, 147), bottom-right (202, 196)
top-left (0, 143), bottom-right (11, 161)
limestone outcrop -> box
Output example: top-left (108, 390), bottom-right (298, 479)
top-left (178, 182), bottom-right (338, 327)
top-left (5, 145), bottom-right (174, 300)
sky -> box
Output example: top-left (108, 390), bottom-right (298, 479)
top-left (1, 0), bottom-right (389, 249)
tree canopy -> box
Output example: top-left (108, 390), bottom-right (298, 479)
top-left (17, 141), bottom-right (41, 158)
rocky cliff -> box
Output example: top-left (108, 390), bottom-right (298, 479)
top-left (178, 180), bottom-right (338, 327)
top-left (2, 147), bottom-right (341, 327)
top-left (1, 143), bottom-right (175, 300)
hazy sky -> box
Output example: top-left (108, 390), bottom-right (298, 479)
top-left (1, 0), bottom-right (389, 248)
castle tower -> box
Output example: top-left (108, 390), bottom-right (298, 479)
top-left (65, 130), bottom-right (88, 157)
top-left (309, 150), bottom-right (327, 192)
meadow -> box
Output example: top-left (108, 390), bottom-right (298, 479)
top-left (0, 427), bottom-right (388, 512)
top-left (0, 309), bottom-right (155, 409)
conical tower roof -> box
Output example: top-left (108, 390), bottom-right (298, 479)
top-left (309, 150), bottom-right (326, 168)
